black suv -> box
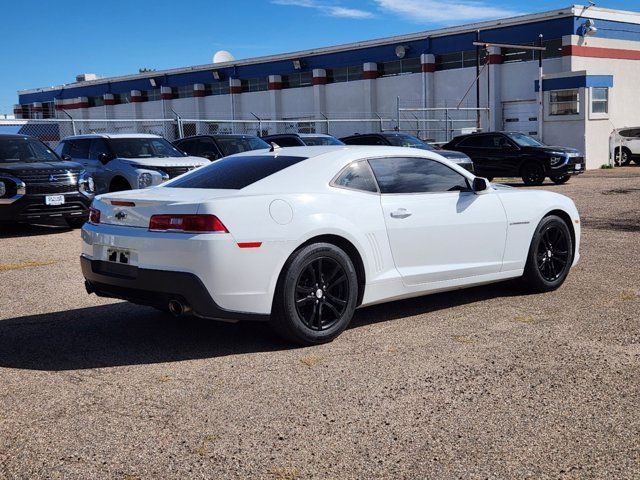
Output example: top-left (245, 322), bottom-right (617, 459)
top-left (0, 134), bottom-right (94, 227)
top-left (261, 133), bottom-right (344, 147)
top-left (443, 131), bottom-right (584, 185)
top-left (173, 134), bottom-right (269, 161)
top-left (340, 132), bottom-right (474, 172)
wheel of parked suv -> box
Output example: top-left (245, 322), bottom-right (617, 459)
top-left (271, 242), bottom-right (359, 345)
top-left (614, 147), bottom-right (632, 166)
top-left (551, 174), bottom-right (571, 185)
top-left (109, 177), bottom-right (131, 192)
top-left (522, 215), bottom-right (573, 293)
top-left (66, 218), bottom-right (87, 229)
top-left (521, 162), bottom-right (545, 186)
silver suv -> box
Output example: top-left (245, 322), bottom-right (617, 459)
top-left (56, 134), bottom-right (209, 193)
top-left (610, 128), bottom-right (640, 166)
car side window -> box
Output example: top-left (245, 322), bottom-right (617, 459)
top-left (175, 139), bottom-right (195, 154)
top-left (368, 157), bottom-right (470, 194)
top-left (489, 135), bottom-right (513, 148)
top-left (270, 137), bottom-right (299, 147)
top-left (333, 161), bottom-right (378, 193)
top-left (89, 138), bottom-right (110, 160)
top-left (344, 136), bottom-right (372, 145)
top-left (67, 139), bottom-right (90, 159)
top-left (198, 138), bottom-right (221, 160)
top-left (457, 136), bottom-right (488, 148)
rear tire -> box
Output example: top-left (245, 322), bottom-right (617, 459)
top-left (522, 215), bottom-right (574, 292)
top-left (271, 242), bottom-right (358, 345)
top-left (521, 162), bottom-right (545, 186)
top-left (550, 174), bottom-right (571, 185)
top-left (614, 147), bottom-right (632, 166)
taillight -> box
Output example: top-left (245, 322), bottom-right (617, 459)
top-left (149, 214), bottom-right (229, 233)
top-left (89, 207), bottom-right (101, 224)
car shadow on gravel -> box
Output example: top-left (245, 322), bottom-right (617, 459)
top-left (0, 280), bottom-right (530, 371)
top-left (0, 223), bottom-right (74, 239)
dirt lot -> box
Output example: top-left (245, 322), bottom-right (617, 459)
top-left (1, 167), bottom-right (639, 479)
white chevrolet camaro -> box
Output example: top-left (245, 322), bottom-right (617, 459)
top-left (81, 145), bottom-right (580, 345)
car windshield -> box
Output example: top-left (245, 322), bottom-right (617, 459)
top-left (301, 136), bottom-right (344, 146)
top-left (0, 137), bottom-right (60, 163)
top-left (215, 136), bottom-right (270, 156)
top-left (384, 134), bottom-right (435, 151)
top-left (506, 132), bottom-right (544, 147)
top-left (109, 137), bottom-right (185, 159)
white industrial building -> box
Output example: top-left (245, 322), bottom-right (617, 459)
top-left (13, 4), bottom-right (640, 169)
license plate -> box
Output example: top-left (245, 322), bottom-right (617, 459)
top-left (45, 195), bottom-right (65, 206)
top-left (575, 164), bottom-right (582, 170)
top-left (107, 248), bottom-right (131, 264)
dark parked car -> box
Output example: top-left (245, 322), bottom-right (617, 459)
top-left (340, 132), bottom-right (474, 172)
top-left (173, 134), bottom-right (270, 161)
top-left (0, 134), bottom-right (94, 227)
top-left (261, 133), bottom-right (344, 147)
top-left (443, 131), bottom-right (584, 185)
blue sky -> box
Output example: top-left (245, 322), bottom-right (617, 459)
top-left (0, 0), bottom-right (633, 114)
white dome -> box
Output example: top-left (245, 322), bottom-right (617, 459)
top-left (212, 50), bottom-right (235, 64)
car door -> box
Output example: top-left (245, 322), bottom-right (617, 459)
top-left (624, 128), bottom-right (640, 156)
top-left (486, 134), bottom-right (522, 176)
top-left (65, 138), bottom-right (92, 169)
top-left (453, 135), bottom-right (492, 175)
top-left (369, 156), bottom-right (507, 286)
top-left (87, 138), bottom-right (111, 192)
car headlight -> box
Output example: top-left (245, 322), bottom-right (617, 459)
top-left (549, 154), bottom-right (565, 166)
top-left (138, 172), bottom-right (153, 189)
top-left (0, 181), bottom-right (5, 198)
top-left (78, 171), bottom-right (95, 196)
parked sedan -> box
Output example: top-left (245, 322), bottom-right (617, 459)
top-left (340, 132), bottom-right (474, 172)
top-left (262, 133), bottom-right (344, 147)
top-left (443, 131), bottom-right (584, 185)
top-left (81, 145), bottom-right (580, 345)
top-left (0, 134), bottom-right (94, 227)
top-left (174, 134), bottom-right (270, 161)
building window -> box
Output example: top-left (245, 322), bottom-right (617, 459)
top-left (87, 96), bottom-right (104, 108)
top-left (145, 88), bottom-right (161, 101)
top-left (549, 89), bottom-right (579, 115)
top-left (208, 82), bottom-right (230, 95)
top-left (42, 102), bottom-right (55, 118)
top-left (326, 65), bottom-right (362, 83)
top-left (591, 87), bottom-right (608, 114)
top-left (241, 77), bottom-right (268, 92)
top-left (282, 72), bottom-right (313, 89)
top-left (435, 50), bottom-right (484, 71)
top-left (174, 85), bottom-right (194, 99)
top-left (378, 57), bottom-right (421, 77)
top-left (113, 93), bottom-right (130, 104)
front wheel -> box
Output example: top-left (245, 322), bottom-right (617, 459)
top-left (521, 163), bottom-right (545, 186)
top-left (522, 215), bottom-right (574, 292)
top-left (614, 147), bottom-right (631, 166)
top-left (551, 174), bottom-right (571, 185)
top-left (271, 242), bottom-right (359, 345)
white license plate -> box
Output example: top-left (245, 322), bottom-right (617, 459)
top-left (107, 248), bottom-right (131, 264)
top-left (45, 195), bottom-right (65, 206)
top-left (575, 164), bottom-right (582, 170)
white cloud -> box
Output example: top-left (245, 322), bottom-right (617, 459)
top-left (272, 0), bottom-right (374, 19)
top-left (374, 0), bottom-right (522, 24)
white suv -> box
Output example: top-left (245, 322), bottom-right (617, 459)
top-left (610, 128), bottom-right (640, 166)
top-left (56, 134), bottom-right (209, 193)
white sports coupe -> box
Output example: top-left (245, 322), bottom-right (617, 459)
top-left (81, 145), bottom-right (580, 344)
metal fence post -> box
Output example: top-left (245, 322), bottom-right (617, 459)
top-left (396, 96), bottom-right (400, 132)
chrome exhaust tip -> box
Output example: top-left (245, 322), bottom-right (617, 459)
top-left (168, 299), bottom-right (191, 317)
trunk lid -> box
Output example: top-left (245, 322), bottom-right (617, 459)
top-left (94, 187), bottom-right (239, 228)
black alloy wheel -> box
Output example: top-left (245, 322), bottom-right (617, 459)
top-left (294, 257), bottom-right (349, 331)
top-left (521, 163), bottom-right (545, 186)
top-left (614, 147), bottom-right (631, 166)
top-left (535, 224), bottom-right (570, 282)
top-left (522, 215), bottom-right (574, 292)
top-left (272, 242), bottom-right (358, 345)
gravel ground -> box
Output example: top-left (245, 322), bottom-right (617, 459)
top-left (0, 167), bottom-right (639, 479)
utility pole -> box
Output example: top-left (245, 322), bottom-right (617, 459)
top-left (475, 30), bottom-right (481, 129)
top-left (538, 34), bottom-right (544, 142)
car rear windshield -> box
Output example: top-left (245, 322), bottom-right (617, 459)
top-left (0, 137), bottom-right (60, 163)
top-left (302, 136), bottom-right (344, 146)
top-left (167, 154), bottom-right (307, 190)
top-left (215, 136), bottom-right (270, 156)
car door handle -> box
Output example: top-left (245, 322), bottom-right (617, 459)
top-left (390, 209), bottom-right (412, 219)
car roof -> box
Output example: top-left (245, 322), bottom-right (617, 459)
top-left (61, 133), bottom-right (162, 140)
top-left (178, 134), bottom-right (261, 140)
top-left (0, 133), bottom-right (34, 140)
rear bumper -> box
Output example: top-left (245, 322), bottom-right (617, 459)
top-left (0, 193), bottom-right (91, 223)
top-left (81, 255), bottom-right (270, 322)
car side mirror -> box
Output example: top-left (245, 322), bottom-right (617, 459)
top-left (61, 154), bottom-right (72, 161)
top-left (98, 152), bottom-right (113, 164)
top-left (472, 177), bottom-right (489, 193)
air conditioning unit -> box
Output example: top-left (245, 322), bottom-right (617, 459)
top-left (76, 73), bottom-right (98, 82)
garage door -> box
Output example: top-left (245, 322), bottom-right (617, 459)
top-left (502, 101), bottom-right (538, 137)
